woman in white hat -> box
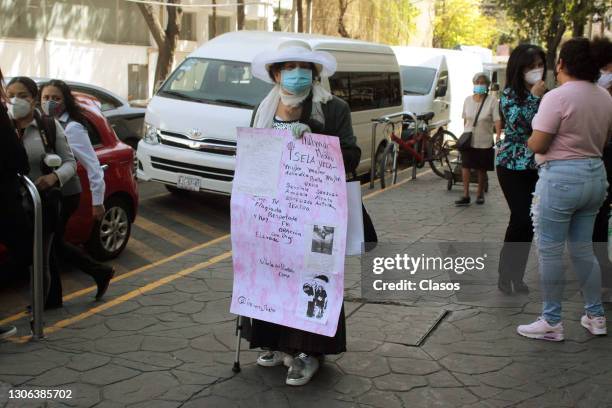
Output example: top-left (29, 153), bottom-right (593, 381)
top-left (245, 40), bottom-right (360, 386)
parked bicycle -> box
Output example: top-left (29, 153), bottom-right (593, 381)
top-left (377, 112), bottom-right (458, 189)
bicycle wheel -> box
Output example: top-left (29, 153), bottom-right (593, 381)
top-left (378, 142), bottom-right (397, 189)
top-left (428, 129), bottom-right (459, 178)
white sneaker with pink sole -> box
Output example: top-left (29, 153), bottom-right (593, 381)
top-left (517, 317), bottom-right (564, 342)
top-left (581, 314), bottom-right (607, 336)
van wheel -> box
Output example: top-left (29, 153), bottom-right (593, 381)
top-left (86, 197), bottom-right (132, 261)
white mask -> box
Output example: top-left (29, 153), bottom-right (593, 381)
top-left (7, 97), bottom-right (32, 120)
top-left (279, 87), bottom-right (309, 108)
top-left (524, 68), bottom-right (544, 85)
top-left (598, 71), bottom-right (612, 90)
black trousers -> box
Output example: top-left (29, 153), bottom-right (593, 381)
top-left (0, 202), bottom-right (31, 277)
top-left (496, 166), bottom-right (539, 284)
top-left (46, 193), bottom-right (107, 306)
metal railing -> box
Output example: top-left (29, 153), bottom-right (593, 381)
top-left (19, 175), bottom-right (45, 340)
top-left (369, 111), bottom-right (418, 189)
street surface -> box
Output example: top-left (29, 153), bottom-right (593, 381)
top-left (1, 170), bottom-right (611, 407)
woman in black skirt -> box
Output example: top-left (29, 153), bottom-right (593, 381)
top-left (243, 41), bottom-right (361, 386)
top-left (455, 73), bottom-right (502, 206)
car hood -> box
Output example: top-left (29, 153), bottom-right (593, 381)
top-left (145, 96), bottom-right (252, 141)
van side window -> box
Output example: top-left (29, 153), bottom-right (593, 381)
top-left (435, 70), bottom-right (449, 97)
top-left (329, 71), bottom-right (401, 112)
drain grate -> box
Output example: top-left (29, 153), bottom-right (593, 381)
top-left (346, 302), bottom-right (449, 347)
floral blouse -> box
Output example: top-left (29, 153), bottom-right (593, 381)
top-left (495, 88), bottom-right (541, 170)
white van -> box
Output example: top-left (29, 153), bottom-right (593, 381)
top-left (392, 47), bottom-right (451, 131)
top-left (137, 31), bottom-right (403, 195)
top-left (393, 46), bottom-right (484, 137)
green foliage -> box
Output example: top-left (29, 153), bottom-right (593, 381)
top-left (374, 0), bottom-right (420, 45)
top-left (433, 0), bottom-right (498, 49)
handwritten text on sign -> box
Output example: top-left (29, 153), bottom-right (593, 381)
top-left (230, 128), bottom-right (347, 336)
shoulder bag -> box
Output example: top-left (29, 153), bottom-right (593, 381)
top-left (457, 95), bottom-right (488, 151)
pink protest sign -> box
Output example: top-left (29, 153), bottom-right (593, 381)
top-left (230, 127), bottom-right (347, 337)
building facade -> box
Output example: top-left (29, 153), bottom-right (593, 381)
top-left (0, 0), bottom-right (274, 100)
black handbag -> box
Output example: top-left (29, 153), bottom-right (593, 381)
top-left (457, 95), bottom-right (488, 151)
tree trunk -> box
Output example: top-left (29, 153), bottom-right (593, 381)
top-left (211, 0), bottom-right (217, 38)
top-left (297, 0), bottom-right (303, 32)
top-left (306, 0), bottom-right (312, 33)
top-left (338, 0), bottom-right (350, 38)
top-left (544, 3), bottom-right (566, 70)
top-left (571, 0), bottom-right (587, 37)
top-left (137, 0), bottom-right (183, 87)
top-left (237, 0), bottom-right (245, 30)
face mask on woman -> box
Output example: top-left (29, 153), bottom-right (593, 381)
top-left (42, 100), bottom-right (65, 117)
top-left (598, 70), bottom-right (612, 90)
top-left (473, 85), bottom-right (488, 95)
top-left (281, 67), bottom-right (313, 95)
top-left (524, 68), bottom-right (544, 85)
top-left (7, 97), bottom-right (32, 120)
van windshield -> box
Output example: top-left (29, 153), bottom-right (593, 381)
top-left (400, 66), bottom-right (437, 95)
top-left (158, 58), bottom-right (273, 109)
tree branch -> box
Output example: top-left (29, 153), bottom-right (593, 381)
top-left (137, 3), bottom-right (166, 47)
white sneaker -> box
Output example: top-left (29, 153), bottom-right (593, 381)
top-left (257, 351), bottom-right (290, 367)
top-left (517, 317), bottom-right (564, 341)
top-left (581, 314), bottom-right (607, 336)
top-left (0, 326), bottom-right (16, 340)
top-left (286, 353), bottom-right (320, 386)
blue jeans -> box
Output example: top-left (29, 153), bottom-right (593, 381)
top-left (532, 158), bottom-right (608, 324)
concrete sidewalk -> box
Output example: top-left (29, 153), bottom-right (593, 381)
top-left (1, 170), bottom-right (611, 408)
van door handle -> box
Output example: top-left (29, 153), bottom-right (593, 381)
top-left (101, 164), bottom-right (109, 172)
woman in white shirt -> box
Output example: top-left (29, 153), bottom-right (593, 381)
top-left (455, 73), bottom-right (502, 206)
top-left (39, 80), bottom-right (114, 306)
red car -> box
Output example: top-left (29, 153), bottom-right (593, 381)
top-left (0, 95), bottom-right (138, 263)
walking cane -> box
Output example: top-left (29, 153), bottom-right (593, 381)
top-left (232, 315), bottom-right (242, 373)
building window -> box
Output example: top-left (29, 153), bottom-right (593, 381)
top-left (180, 12), bottom-right (196, 41)
top-left (208, 15), bottom-right (231, 39)
top-left (128, 64), bottom-right (149, 101)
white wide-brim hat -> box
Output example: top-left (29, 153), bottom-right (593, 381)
top-left (252, 40), bottom-right (337, 84)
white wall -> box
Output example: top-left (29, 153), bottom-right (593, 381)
top-left (0, 38), bottom-right (149, 100)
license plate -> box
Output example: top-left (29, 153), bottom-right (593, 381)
top-left (176, 175), bottom-right (200, 192)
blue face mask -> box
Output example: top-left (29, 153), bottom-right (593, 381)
top-left (473, 84), bottom-right (488, 95)
top-left (281, 67), bottom-right (313, 95)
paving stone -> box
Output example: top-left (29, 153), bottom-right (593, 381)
top-left (141, 335), bottom-right (189, 352)
top-left (29, 367), bottom-right (80, 387)
top-left (0, 354), bottom-right (58, 376)
top-left (80, 365), bottom-right (140, 386)
top-left (398, 387), bottom-right (479, 407)
top-left (355, 389), bottom-right (403, 408)
top-left (66, 353), bottom-right (112, 372)
top-left (388, 357), bottom-right (440, 375)
top-left (103, 372), bottom-right (180, 405)
top-left (439, 354), bottom-right (513, 375)
top-left (373, 372), bottom-right (428, 392)
top-left (374, 343), bottom-right (432, 360)
top-left (128, 400), bottom-right (181, 408)
top-left (426, 370), bottom-right (463, 388)
top-left (116, 351), bottom-right (183, 369)
top-left (333, 375), bottom-right (372, 397)
top-left (336, 353), bottom-right (390, 377)
top-left (190, 334), bottom-right (230, 352)
top-left (104, 316), bottom-right (159, 332)
top-left (95, 335), bottom-right (143, 354)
